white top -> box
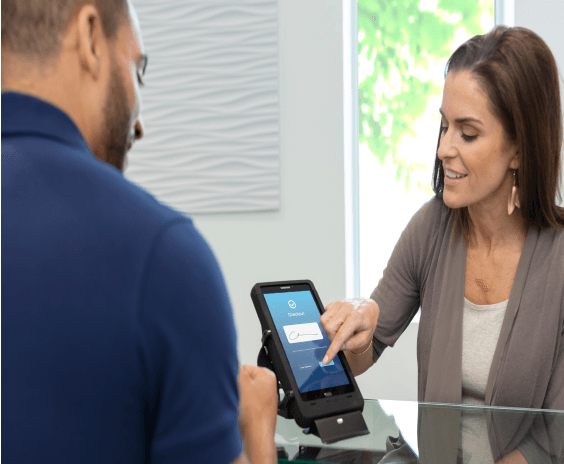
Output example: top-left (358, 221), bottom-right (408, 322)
top-left (462, 296), bottom-right (509, 402)
top-left (461, 296), bottom-right (509, 464)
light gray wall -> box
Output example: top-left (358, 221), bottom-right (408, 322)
top-left (515, 0), bottom-right (564, 70)
top-left (193, 0), bottom-right (348, 371)
top-left (196, 0), bottom-right (564, 402)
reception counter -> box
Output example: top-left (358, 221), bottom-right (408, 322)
top-left (274, 399), bottom-right (564, 463)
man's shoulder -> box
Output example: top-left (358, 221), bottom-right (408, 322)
top-left (4, 132), bottom-right (191, 236)
top-left (77, 159), bottom-right (203, 258)
top-left (2, 130), bottom-right (210, 278)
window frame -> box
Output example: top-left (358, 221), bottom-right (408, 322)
top-left (345, 0), bottom-right (513, 300)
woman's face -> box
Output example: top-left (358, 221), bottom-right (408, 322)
top-left (437, 70), bottom-right (519, 211)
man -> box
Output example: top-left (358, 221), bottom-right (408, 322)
top-left (1, 1), bottom-right (278, 462)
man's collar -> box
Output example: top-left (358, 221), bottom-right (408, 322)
top-left (1, 92), bottom-right (91, 153)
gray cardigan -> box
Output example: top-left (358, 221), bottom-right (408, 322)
top-left (370, 194), bottom-right (564, 410)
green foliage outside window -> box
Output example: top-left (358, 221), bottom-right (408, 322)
top-left (358, 0), bottom-right (494, 193)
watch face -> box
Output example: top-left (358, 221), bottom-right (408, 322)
top-left (261, 284), bottom-right (355, 401)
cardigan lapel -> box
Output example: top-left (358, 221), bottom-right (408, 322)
top-left (484, 225), bottom-right (538, 405)
top-left (424, 227), bottom-right (466, 404)
top-left (425, 223), bottom-right (539, 406)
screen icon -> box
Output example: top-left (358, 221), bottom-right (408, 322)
top-left (283, 322), bottom-right (323, 344)
top-left (288, 300), bottom-right (296, 309)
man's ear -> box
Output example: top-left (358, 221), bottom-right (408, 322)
top-left (75, 4), bottom-right (107, 80)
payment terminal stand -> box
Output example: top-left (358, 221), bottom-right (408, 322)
top-left (257, 329), bottom-right (370, 445)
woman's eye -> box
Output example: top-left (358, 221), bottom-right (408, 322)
top-left (462, 133), bottom-right (477, 142)
top-left (440, 125), bottom-right (448, 133)
top-left (137, 74), bottom-right (145, 87)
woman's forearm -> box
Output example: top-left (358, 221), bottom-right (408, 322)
top-left (344, 344), bottom-right (375, 377)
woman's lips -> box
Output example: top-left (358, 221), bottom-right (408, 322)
top-left (444, 173), bottom-right (466, 185)
top-left (444, 167), bottom-right (467, 177)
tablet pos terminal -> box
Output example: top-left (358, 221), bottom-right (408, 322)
top-left (251, 280), bottom-right (370, 444)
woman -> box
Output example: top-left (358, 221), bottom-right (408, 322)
top-left (320, 25), bottom-right (564, 462)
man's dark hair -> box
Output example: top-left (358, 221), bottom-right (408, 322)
top-left (1, 0), bottom-right (128, 60)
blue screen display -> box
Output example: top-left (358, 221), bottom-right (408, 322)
top-left (264, 290), bottom-right (350, 393)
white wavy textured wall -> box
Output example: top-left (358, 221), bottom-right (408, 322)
top-left (126, 0), bottom-right (280, 214)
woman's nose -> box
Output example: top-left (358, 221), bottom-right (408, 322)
top-left (437, 129), bottom-right (455, 161)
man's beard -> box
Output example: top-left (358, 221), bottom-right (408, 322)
top-left (97, 57), bottom-right (132, 172)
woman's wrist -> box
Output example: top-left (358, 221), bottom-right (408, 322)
top-left (345, 339), bottom-right (375, 377)
top-left (350, 338), bottom-right (373, 356)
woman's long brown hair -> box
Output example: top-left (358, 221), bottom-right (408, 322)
top-left (432, 26), bottom-right (564, 245)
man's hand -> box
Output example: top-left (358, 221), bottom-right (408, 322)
top-left (320, 298), bottom-right (379, 365)
top-left (236, 364), bottom-right (278, 464)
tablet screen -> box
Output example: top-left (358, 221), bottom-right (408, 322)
top-left (263, 285), bottom-right (352, 395)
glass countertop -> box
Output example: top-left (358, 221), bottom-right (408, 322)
top-left (274, 399), bottom-right (564, 463)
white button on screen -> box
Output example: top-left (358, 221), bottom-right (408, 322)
top-left (298, 363), bottom-right (315, 370)
top-left (337, 418), bottom-right (343, 424)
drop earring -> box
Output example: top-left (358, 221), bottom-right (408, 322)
top-left (508, 169), bottom-right (520, 215)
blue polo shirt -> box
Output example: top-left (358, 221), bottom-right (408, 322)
top-left (1, 92), bottom-right (243, 463)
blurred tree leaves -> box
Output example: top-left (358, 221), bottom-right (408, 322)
top-left (359, 0), bottom-right (493, 193)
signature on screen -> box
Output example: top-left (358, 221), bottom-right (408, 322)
top-left (288, 330), bottom-right (318, 341)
